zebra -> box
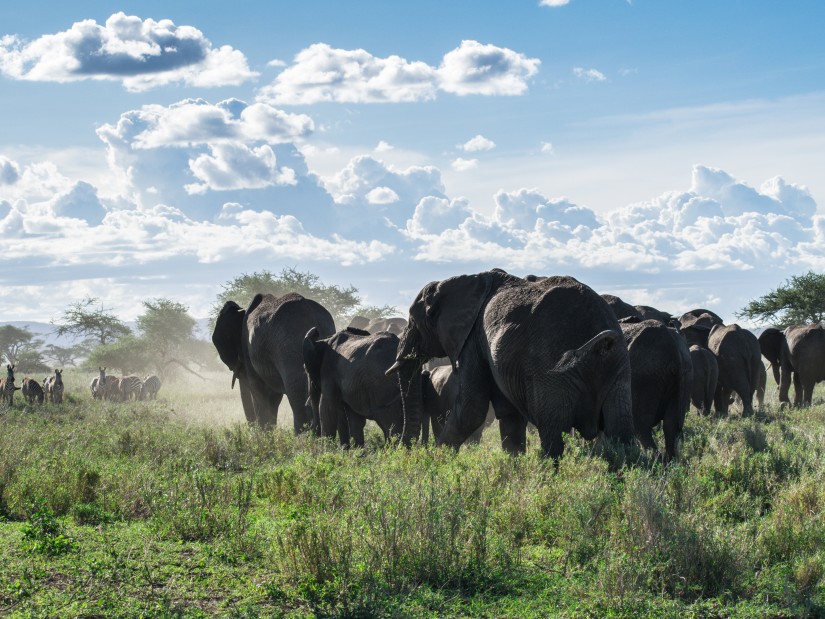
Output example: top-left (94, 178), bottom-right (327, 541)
top-left (2, 364), bottom-right (20, 405)
top-left (21, 377), bottom-right (45, 404)
top-left (44, 369), bottom-right (65, 404)
top-left (90, 367), bottom-right (106, 399)
top-left (119, 375), bottom-right (143, 401)
top-left (140, 375), bottom-right (161, 400)
top-left (101, 375), bottom-right (120, 401)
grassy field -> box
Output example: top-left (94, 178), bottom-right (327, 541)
top-left (0, 371), bottom-right (824, 618)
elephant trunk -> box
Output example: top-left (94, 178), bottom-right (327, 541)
top-left (395, 360), bottom-right (423, 446)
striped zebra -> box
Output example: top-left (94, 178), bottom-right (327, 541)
top-left (140, 375), bottom-right (161, 400)
top-left (1, 364), bottom-right (20, 405)
top-left (90, 367), bottom-right (105, 399)
top-left (21, 377), bottom-right (45, 404)
top-left (45, 369), bottom-right (64, 404)
top-left (119, 375), bottom-right (143, 401)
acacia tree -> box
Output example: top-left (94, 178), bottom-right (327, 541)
top-left (0, 325), bottom-right (42, 365)
top-left (137, 298), bottom-right (202, 379)
top-left (53, 297), bottom-right (131, 345)
top-left (737, 271), bottom-right (825, 328)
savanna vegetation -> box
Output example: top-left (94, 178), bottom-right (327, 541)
top-left (0, 370), bottom-right (824, 618)
top-left (2, 270), bottom-right (825, 617)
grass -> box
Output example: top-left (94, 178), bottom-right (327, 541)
top-left (0, 371), bottom-right (824, 617)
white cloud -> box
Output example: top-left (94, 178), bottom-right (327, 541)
top-left (185, 143), bottom-right (297, 194)
top-left (540, 142), bottom-right (555, 154)
top-left (438, 40), bottom-right (540, 96)
top-left (573, 67), bottom-right (607, 82)
top-left (257, 40), bottom-right (539, 104)
top-left (0, 12), bottom-right (257, 91)
top-left (451, 157), bottom-right (479, 171)
top-left (375, 141), bottom-right (394, 153)
top-left (540, 0), bottom-right (571, 6)
top-left (460, 135), bottom-right (495, 152)
top-left (0, 156), bottom-right (20, 184)
top-left (365, 186), bottom-right (400, 205)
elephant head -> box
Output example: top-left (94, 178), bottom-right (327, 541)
top-left (391, 273), bottom-right (494, 371)
top-left (758, 327), bottom-right (784, 384)
top-left (212, 300), bottom-right (255, 422)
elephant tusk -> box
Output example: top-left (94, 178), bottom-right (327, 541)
top-left (385, 360), bottom-right (404, 376)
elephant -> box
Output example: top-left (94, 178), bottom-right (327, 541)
top-left (707, 324), bottom-right (762, 416)
top-left (348, 316), bottom-right (408, 336)
top-left (775, 324), bottom-right (825, 407)
top-left (620, 320), bottom-right (692, 461)
top-left (603, 294), bottom-right (674, 326)
top-left (689, 344), bottom-right (718, 416)
top-left (421, 364), bottom-right (496, 444)
top-left (302, 327), bottom-right (421, 446)
top-left (212, 292), bottom-right (335, 432)
top-left (679, 309), bottom-right (725, 348)
top-left (387, 269), bottom-right (635, 459)
top-left (758, 327), bottom-right (784, 386)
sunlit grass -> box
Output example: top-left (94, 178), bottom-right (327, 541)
top-left (0, 370), bottom-right (823, 617)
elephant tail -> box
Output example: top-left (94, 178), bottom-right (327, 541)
top-left (677, 344), bottom-right (693, 431)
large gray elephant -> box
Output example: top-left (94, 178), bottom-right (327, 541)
top-left (421, 364), bottom-right (495, 445)
top-left (689, 344), bottom-right (718, 416)
top-left (388, 269), bottom-right (635, 459)
top-left (679, 309), bottom-right (725, 348)
top-left (620, 320), bottom-right (692, 461)
top-left (603, 294), bottom-right (674, 326)
top-left (303, 327), bottom-right (421, 446)
top-left (212, 293), bottom-right (335, 432)
top-left (774, 324), bottom-right (825, 407)
top-left (707, 324), bottom-right (762, 416)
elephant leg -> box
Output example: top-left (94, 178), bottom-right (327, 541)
top-left (437, 375), bottom-right (491, 449)
top-left (802, 379), bottom-right (815, 407)
top-left (318, 392), bottom-right (343, 440)
top-left (713, 384), bottom-right (731, 416)
top-left (662, 408), bottom-right (681, 462)
top-left (492, 395), bottom-right (525, 454)
top-left (286, 380), bottom-right (313, 434)
top-left (792, 372), bottom-right (803, 407)
top-left (636, 426), bottom-right (657, 453)
top-left (337, 407), bottom-right (352, 448)
top-left (259, 393), bottom-right (282, 429)
top-left (348, 414), bottom-right (367, 448)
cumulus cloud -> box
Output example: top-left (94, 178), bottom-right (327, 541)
top-left (375, 141), bottom-right (394, 153)
top-left (257, 40), bottom-right (539, 104)
top-left (460, 135), bottom-right (495, 152)
top-left (0, 12), bottom-right (257, 91)
top-left (366, 186), bottom-right (400, 205)
top-left (540, 0), bottom-right (571, 6)
top-left (451, 157), bottom-right (479, 171)
top-left (0, 156), bottom-right (20, 184)
top-left (185, 143), bottom-right (297, 194)
top-left (540, 142), bottom-right (554, 154)
top-left (573, 67), bottom-right (607, 82)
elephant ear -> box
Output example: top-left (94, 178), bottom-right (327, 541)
top-left (426, 273), bottom-right (492, 362)
top-left (212, 301), bottom-right (246, 373)
top-left (757, 328), bottom-right (783, 366)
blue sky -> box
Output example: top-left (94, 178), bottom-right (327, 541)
top-left (1, 1), bottom-right (824, 326)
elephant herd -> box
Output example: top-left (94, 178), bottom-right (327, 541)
top-left (211, 268), bottom-right (819, 462)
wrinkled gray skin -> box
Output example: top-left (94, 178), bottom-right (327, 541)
top-left (679, 309), bottom-right (725, 348)
top-left (689, 344), bottom-right (718, 416)
top-left (390, 270), bottom-right (635, 460)
top-left (212, 293), bottom-right (335, 432)
top-left (603, 294), bottom-right (674, 326)
top-left (421, 365), bottom-right (495, 444)
top-left (348, 316), bottom-right (408, 336)
top-left (707, 324), bottom-right (762, 416)
top-left (621, 320), bottom-right (692, 461)
top-left (775, 324), bottom-right (825, 407)
top-left (303, 327), bottom-right (421, 446)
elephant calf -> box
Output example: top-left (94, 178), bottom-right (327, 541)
top-left (689, 345), bottom-right (718, 416)
top-left (708, 324), bottom-right (762, 416)
top-left (621, 320), bottom-right (692, 461)
top-left (303, 327), bottom-right (422, 447)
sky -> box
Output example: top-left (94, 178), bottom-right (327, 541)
top-left (1, 1), bottom-right (824, 328)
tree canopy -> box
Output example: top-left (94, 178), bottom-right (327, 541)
top-left (213, 267), bottom-right (394, 327)
top-left (737, 271), bottom-right (825, 328)
top-left (53, 297), bottom-right (131, 345)
top-left (0, 325), bottom-right (42, 365)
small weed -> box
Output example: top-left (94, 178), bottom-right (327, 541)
top-left (21, 500), bottom-right (76, 556)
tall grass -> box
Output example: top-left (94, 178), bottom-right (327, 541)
top-left (0, 371), bottom-right (824, 616)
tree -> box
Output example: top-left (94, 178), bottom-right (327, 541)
top-left (355, 304), bottom-right (403, 321)
top-left (85, 336), bottom-right (151, 376)
top-left (43, 343), bottom-right (91, 368)
top-left (136, 298), bottom-right (200, 379)
top-left (0, 325), bottom-right (42, 365)
top-left (213, 267), bottom-right (393, 328)
top-left (737, 271), bottom-right (825, 328)
top-left (14, 348), bottom-right (51, 375)
top-left (53, 297), bottom-right (131, 345)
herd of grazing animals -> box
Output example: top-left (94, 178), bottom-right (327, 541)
top-left (0, 365), bottom-right (162, 406)
top-left (212, 268), bottom-right (815, 462)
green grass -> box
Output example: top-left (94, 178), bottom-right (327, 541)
top-left (0, 372), bottom-right (824, 617)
